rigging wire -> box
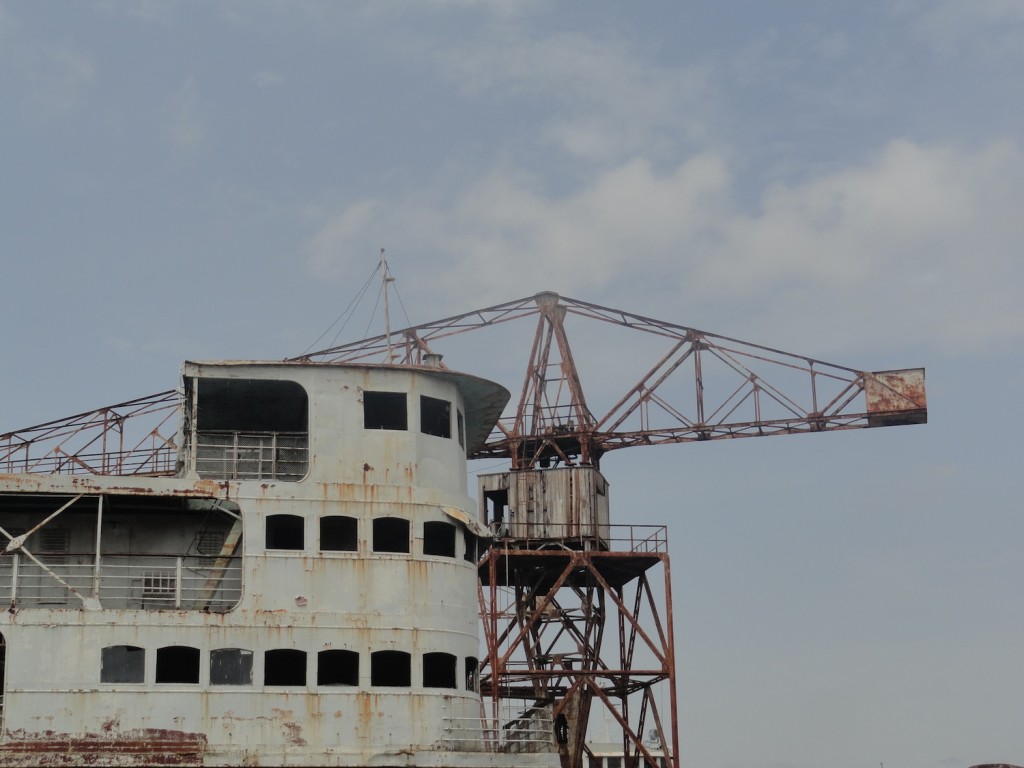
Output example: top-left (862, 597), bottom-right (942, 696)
top-left (299, 260), bottom-right (381, 356)
top-left (362, 279), bottom-right (385, 342)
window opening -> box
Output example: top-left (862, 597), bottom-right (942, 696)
top-left (317, 649), bottom-right (359, 686)
top-left (210, 648), bottom-right (253, 685)
top-left (371, 651), bottom-right (411, 687)
top-left (423, 652), bottom-right (457, 689)
top-left (420, 396), bottom-right (451, 438)
top-left (465, 656), bottom-right (479, 692)
top-left (457, 409), bottom-right (465, 449)
top-left (265, 649), bottom-right (307, 686)
top-left (156, 645), bottom-right (200, 684)
top-left (101, 645), bottom-right (145, 684)
top-left (363, 391), bottom-right (407, 431)
top-left (484, 489), bottom-right (510, 534)
top-left (372, 517), bottom-right (410, 554)
top-left (463, 528), bottom-right (478, 562)
top-left (423, 521), bottom-right (456, 557)
top-left (266, 514), bottom-right (304, 550)
top-left (320, 516), bottom-right (358, 552)
top-left (194, 378), bottom-right (309, 481)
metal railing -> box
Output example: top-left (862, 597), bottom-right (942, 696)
top-left (194, 431), bottom-right (308, 481)
top-left (441, 705), bottom-right (554, 752)
top-left (488, 523), bottom-right (668, 554)
top-left (0, 554), bottom-right (241, 611)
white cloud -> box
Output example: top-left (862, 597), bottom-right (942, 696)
top-left (436, 29), bottom-right (712, 163)
top-left (161, 78), bottom-right (206, 150)
top-left (896, 0), bottom-right (1024, 56)
top-left (303, 139), bottom-right (1024, 356)
top-left (252, 70), bottom-right (284, 89)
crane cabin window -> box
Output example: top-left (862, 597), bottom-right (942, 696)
top-left (193, 378), bottom-right (308, 481)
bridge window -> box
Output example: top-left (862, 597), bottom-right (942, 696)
top-left (320, 516), bottom-right (358, 552)
top-left (101, 645), bottom-right (145, 683)
top-left (420, 396), bottom-right (451, 438)
top-left (363, 391), bottom-right (407, 431)
top-left (423, 652), bottom-right (457, 689)
top-left (466, 656), bottom-right (479, 692)
top-left (318, 649), bottom-right (359, 686)
top-left (265, 649), bottom-right (307, 686)
top-left (373, 517), bottom-right (409, 554)
top-left (156, 645), bottom-right (200, 684)
top-left (423, 521), bottom-right (456, 557)
top-left (371, 651), bottom-right (410, 687)
top-left (457, 409), bottom-right (465, 448)
top-left (193, 378), bottom-right (309, 482)
top-left (266, 514), bottom-right (304, 550)
top-left (210, 648), bottom-right (253, 685)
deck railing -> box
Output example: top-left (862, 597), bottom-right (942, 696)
top-left (0, 554), bottom-right (241, 611)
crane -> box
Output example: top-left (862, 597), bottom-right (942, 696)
top-left (0, 291), bottom-right (926, 768)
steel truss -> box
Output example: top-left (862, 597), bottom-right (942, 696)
top-left (479, 543), bottom-right (677, 768)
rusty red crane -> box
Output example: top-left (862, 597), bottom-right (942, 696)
top-left (0, 291), bottom-right (926, 768)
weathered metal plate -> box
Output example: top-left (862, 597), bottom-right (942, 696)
top-left (865, 368), bottom-right (927, 427)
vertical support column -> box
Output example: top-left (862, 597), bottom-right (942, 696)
top-left (92, 495), bottom-right (103, 601)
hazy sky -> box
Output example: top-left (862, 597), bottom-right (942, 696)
top-left (2, 2), bottom-right (1023, 766)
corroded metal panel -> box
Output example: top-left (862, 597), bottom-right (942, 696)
top-left (865, 368), bottom-right (927, 427)
top-left (480, 467), bottom-right (610, 542)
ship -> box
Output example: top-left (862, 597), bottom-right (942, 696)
top-left (0, 357), bottom-right (562, 766)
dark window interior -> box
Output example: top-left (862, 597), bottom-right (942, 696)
top-left (464, 528), bottom-right (478, 562)
top-left (373, 517), bottom-right (410, 554)
top-left (423, 521), bottom-right (456, 557)
top-left (423, 652), bottom-right (457, 689)
top-left (318, 649), bottom-right (359, 686)
top-left (197, 378), bottom-right (307, 432)
top-left (363, 391), bottom-right (407, 430)
top-left (267, 514), bottom-right (304, 550)
top-left (484, 489), bottom-right (510, 528)
top-left (210, 648), bottom-right (253, 685)
top-left (465, 656), bottom-right (479, 691)
top-left (420, 396), bottom-right (451, 438)
top-left (101, 645), bottom-right (145, 683)
top-left (265, 649), bottom-right (307, 686)
top-left (320, 516), bottom-right (358, 552)
top-left (457, 410), bottom-right (465, 448)
top-left (371, 651), bottom-right (411, 687)
top-left (156, 645), bottom-right (200, 684)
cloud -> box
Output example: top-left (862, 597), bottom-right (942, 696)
top-left (161, 78), bottom-right (206, 150)
top-left (303, 139), bottom-right (1024, 356)
top-left (436, 29), bottom-right (712, 163)
top-left (896, 0), bottom-right (1024, 56)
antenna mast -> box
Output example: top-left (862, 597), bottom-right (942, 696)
top-left (380, 248), bottom-right (396, 363)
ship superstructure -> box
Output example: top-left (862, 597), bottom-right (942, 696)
top-left (0, 359), bottom-right (560, 766)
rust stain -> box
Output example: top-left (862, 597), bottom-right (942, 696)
top-left (0, 729), bottom-right (206, 767)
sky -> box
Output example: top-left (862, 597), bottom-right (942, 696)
top-left (1, 1), bottom-right (1023, 766)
